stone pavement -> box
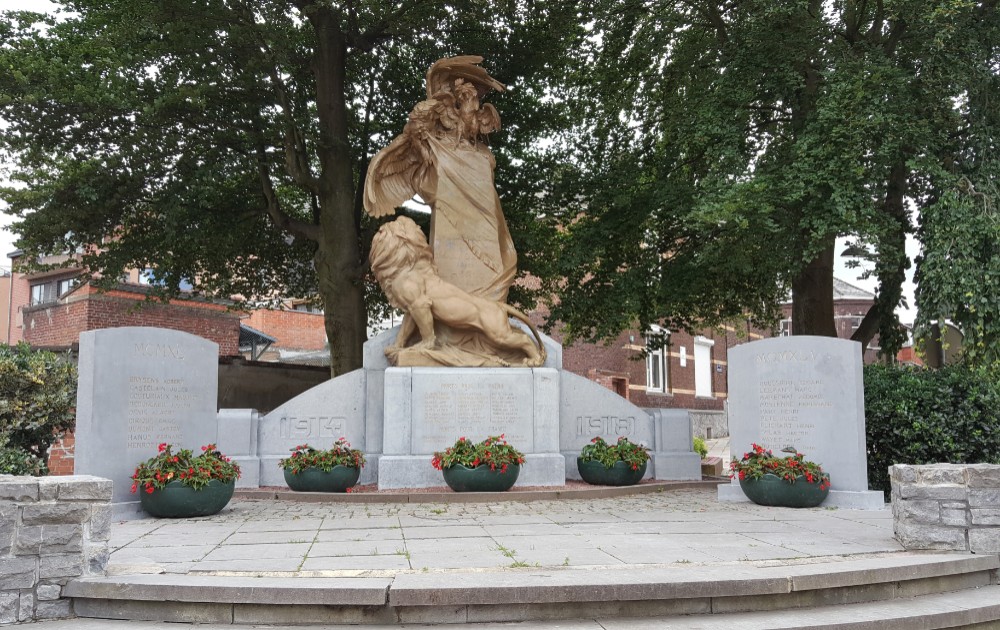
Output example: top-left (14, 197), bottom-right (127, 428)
top-left (103, 487), bottom-right (896, 576)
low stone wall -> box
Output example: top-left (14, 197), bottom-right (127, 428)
top-left (0, 475), bottom-right (112, 624)
top-left (890, 463), bottom-right (1000, 554)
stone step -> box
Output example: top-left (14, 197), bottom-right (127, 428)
top-left (65, 553), bottom-right (999, 625)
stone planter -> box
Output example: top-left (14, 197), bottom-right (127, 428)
top-left (739, 473), bottom-right (829, 508)
top-left (139, 479), bottom-right (236, 518)
top-left (283, 466), bottom-right (361, 492)
top-left (441, 463), bottom-right (520, 492)
top-left (577, 458), bottom-right (647, 486)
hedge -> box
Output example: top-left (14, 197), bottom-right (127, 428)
top-left (865, 363), bottom-right (1000, 498)
top-left (0, 343), bottom-right (77, 475)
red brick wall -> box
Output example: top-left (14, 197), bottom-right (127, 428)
top-left (534, 305), bottom-right (769, 411)
top-left (7, 271), bottom-right (31, 344)
top-left (243, 308), bottom-right (327, 351)
top-left (22, 288), bottom-right (241, 355)
top-left (47, 431), bottom-right (75, 476)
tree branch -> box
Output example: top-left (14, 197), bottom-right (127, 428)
top-left (255, 144), bottom-right (320, 242)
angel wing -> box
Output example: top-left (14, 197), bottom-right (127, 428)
top-left (364, 97), bottom-right (454, 218)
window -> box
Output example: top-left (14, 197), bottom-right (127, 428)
top-left (779, 319), bottom-right (792, 337)
top-left (57, 278), bottom-right (77, 296)
top-left (30, 282), bottom-right (56, 305)
top-left (645, 329), bottom-right (669, 393)
top-left (694, 336), bottom-right (715, 398)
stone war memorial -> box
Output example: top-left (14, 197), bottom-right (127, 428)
top-left (719, 335), bottom-right (885, 509)
top-left (74, 327), bottom-right (219, 505)
top-left (253, 56), bottom-right (701, 489)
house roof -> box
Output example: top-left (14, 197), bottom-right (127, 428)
top-left (833, 277), bottom-right (876, 301)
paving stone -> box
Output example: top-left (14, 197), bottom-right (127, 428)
top-left (307, 540), bottom-right (401, 558)
top-left (202, 542), bottom-right (311, 562)
top-left (299, 554), bottom-right (412, 571)
top-left (314, 527), bottom-right (403, 542)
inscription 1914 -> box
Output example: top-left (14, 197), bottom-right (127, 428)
top-left (280, 416), bottom-right (346, 440)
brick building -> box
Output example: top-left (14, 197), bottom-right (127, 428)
top-left (778, 277), bottom-right (881, 363)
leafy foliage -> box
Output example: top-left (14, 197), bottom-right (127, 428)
top-left (431, 434), bottom-right (525, 472)
top-left (865, 363), bottom-right (1000, 498)
top-left (131, 443), bottom-right (241, 493)
top-left (915, 169), bottom-right (1000, 368)
top-left (540, 0), bottom-right (998, 355)
top-left (693, 437), bottom-right (708, 460)
top-left (730, 444), bottom-right (830, 489)
top-left (0, 2), bottom-right (588, 374)
top-left (0, 433), bottom-right (47, 476)
top-left (0, 343), bottom-right (76, 470)
top-left (279, 439), bottom-right (365, 474)
top-left (578, 436), bottom-right (650, 471)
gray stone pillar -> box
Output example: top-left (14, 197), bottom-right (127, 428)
top-left (0, 475), bottom-right (111, 624)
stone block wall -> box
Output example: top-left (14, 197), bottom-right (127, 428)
top-left (0, 475), bottom-right (111, 624)
top-left (890, 463), bottom-right (1000, 554)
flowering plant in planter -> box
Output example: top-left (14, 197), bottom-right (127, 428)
top-left (730, 444), bottom-right (830, 489)
top-left (279, 438), bottom-right (366, 474)
top-left (431, 434), bottom-right (525, 473)
top-left (131, 443), bottom-right (241, 494)
top-left (579, 436), bottom-right (650, 471)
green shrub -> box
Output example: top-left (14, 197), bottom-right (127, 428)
top-left (693, 436), bottom-right (708, 459)
top-left (0, 433), bottom-right (47, 475)
top-left (865, 363), bottom-right (1000, 498)
top-left (0, 343), bottom-right (77, 473)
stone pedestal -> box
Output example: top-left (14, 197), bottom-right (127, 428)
top-left (217, 409), bottom-right (261, 488)
top-left (379, 367), bottom-right (564, 489)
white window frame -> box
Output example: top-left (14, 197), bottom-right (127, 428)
top-left (693, 335), bottom-right (715, 398)
top-left (30, 282), bottom-right (55, 306)
top-left (645, 327), bottom-right (669, 394)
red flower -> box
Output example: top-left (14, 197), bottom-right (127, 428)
top-left (130, 483), bottom-right (138, 493)
top-left (158, 443), bottom-right (167, 452)
top-left (145, 486), bottom-right (154, 494)
top-left (738, 470), bottom-right (746, 480)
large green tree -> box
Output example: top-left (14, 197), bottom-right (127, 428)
top-left (0, 1), bottom-right (584, 375)
top-left (540, 0), bottom-right (998, 358)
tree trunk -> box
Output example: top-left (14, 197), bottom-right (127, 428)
top-left (311, 8), bottom-right (367, 377)
top-left (791, 239), bottom-right (838, 337)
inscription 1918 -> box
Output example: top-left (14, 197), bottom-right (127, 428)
top-left (576, 416), bottom-right (636, 437)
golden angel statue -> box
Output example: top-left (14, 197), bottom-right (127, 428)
top-left (364, 55), bottom-right (516, 303)
top-left (365, 56), bottom-right (545, 368)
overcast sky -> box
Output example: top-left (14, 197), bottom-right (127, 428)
top-left (0, 0), bottom-right (917, 322)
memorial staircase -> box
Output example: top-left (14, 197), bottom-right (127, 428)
top-left (64, 552), bottom-right (1000, 628)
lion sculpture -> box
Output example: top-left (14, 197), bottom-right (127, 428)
top-left (370, 216), bottom-right (546, 368)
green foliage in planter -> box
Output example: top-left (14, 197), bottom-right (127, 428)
top-left (579, 436), bottom-right (650, 470)
top-left (865, 363), bottom-right (1000, 498)
top-left (0, 343), bottom-right (77, 472)
top-left (693, 436), bottom-right (708, 459)
top-left (280, 439), bottom-right (366, 474)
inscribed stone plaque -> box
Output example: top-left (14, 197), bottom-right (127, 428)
top-left (728, 336), bottom-right (868, 492)
top-left (559, 371), bottom-right (654, 453)
top-left (75, 327), bottom-right (219, 503)
top-left (409, 368), bottom-right (534, 454)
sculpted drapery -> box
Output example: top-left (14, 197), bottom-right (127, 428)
top-left (364, 55), bottom-right (517, 303)
top-left (364, 56), bottom-right (542, 368)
